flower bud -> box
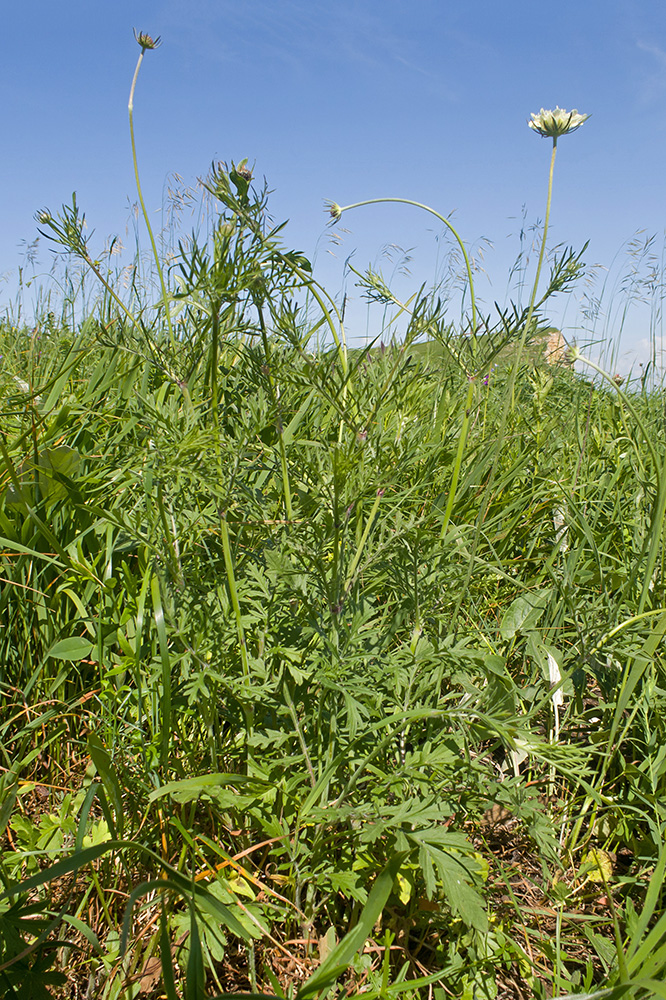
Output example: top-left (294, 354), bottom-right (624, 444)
top-left (133, 29), bottom-right (161, 51)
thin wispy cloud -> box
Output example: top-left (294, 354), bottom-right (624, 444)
top-left (162, 0), bottom-right (465, 102)
top-left (635, 40), bottom-right (666, 105)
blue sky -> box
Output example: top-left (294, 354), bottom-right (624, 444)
top-left (3, 1), bottom-right (666, 369)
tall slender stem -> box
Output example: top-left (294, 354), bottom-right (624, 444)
top-left (506, 137), bottom-right (558, 409)
top-left (521, 140), bottom-right (558, 352)
top-left (128, 48), bottom-right (176, 351)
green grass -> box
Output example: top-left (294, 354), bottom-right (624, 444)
top-left (1, 41), bottom-right (666, 1000)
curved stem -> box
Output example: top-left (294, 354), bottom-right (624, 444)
top-left (128, 52), bottom-right (175, 350)
top-left (336, 197), bottom-right (477, 337)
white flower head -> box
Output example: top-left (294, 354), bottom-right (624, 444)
top-left (529, 107), bottom-right (589, 138)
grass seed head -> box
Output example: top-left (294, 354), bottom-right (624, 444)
top-left (529, 107), bottom-right (589, 138)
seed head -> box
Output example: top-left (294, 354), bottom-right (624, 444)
top-left (528, 107), bottom-right (589, 138)
top-left (326, 201), bottom-right (342, 223)
top-left (133, 29), bottom-right (161, 51)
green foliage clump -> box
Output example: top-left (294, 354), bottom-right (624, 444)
top-left (0, 61), bottom-right (665, 1000)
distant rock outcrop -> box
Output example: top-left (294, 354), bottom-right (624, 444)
top-left (540, 328), bottom-right (573, 366)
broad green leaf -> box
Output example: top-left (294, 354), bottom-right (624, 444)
top-left (37, 445), bottom-right (80, 501)
top-left (46, 636), bottom-right (94, 661)
top-left (499, 590), bottom-right (550, 639)
top-left (581, 849), bottom-right (613, 884)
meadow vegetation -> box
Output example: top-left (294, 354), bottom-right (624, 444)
top-left (1, 38), bottom-right (666, 1000)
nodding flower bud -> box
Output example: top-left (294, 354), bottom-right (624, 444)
top-left (133, 29), bottom-right (161, 51)
top-left (326, 201), bottom-right (342, 222)
top-left (528, 107), bottom-right (589, 138)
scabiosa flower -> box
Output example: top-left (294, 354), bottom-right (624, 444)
top-left (529, 107), bottom-right (589, 138)
top-left (133, 29), bottom-right (161, 51)
top-left (325, 201), bottom-right (342, 223)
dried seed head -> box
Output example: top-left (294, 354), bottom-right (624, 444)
top-left (528, 107), bottom-right (589, 138)
top-left (133, 29), bottom-right (161, 51)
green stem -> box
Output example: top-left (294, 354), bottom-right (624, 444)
top-left (257, 306), bottom-right (294, 521)
top-left (508, 137), bottom-right (558, 408)
top-left (450, 139), bottom-right (558, 626)
top-left (81, 255), bottom-right (142, 335)
top-left (574, 350), bottom-right (664, 612)
top-left (527, 141), bottom-right (558, 324)
top-left (219, 510), bottom-right (255, 773)
top-left (343, 487), bottom-right (383, 592)
top-left (83, 254), bottom-right (182, 386)
top-left (219, 514), bottom-right (252, 705)
top-left (299, 273), bottom-right (348, 377)
top-left (336, 197), bottom-right (477, 337)
top-left (283, 680), bottom-right (316, 788)
top-left (128, 50), bottom-right (175, 351)
top-left (585, 609), bottom-right (666, 659)
top-left (204, 186), bottom-right (350, 379)
top-left (440, 377), bottom-right (475, 538)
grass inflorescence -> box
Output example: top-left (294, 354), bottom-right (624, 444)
top-left (1, 36), bottom-right (666, 1000)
